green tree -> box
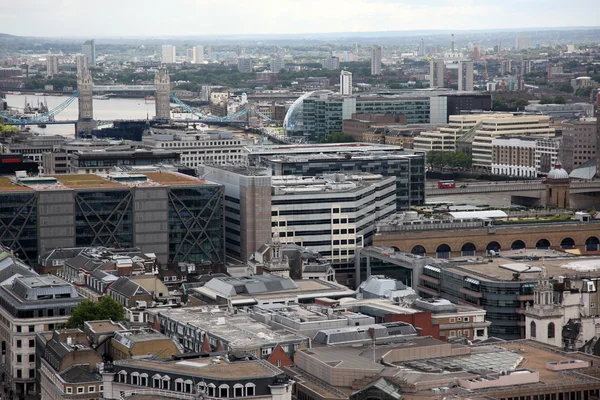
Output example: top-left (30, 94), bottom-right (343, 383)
top-left (557, 83), bottom-right (574, 94)
top-left (539, 97), bottom-right (553, 104)
top-left (492, 98), bottom-right (509, 111)
top-left (553, 96), bottom-right (566, 104)
top-left (0, 121), bottom-right (19, 134)
top-left (66, 296), bottom-right (126, 329)
top-left (319, 132), bottom-right (355, 143)
top-left (514, 99), bottom-right (529, 110)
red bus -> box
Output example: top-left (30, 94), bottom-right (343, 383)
top-left (438, 180), bottom-right (456, 189)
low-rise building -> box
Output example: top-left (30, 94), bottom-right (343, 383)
top-left (0, 274), bottom-right (84, 398)
top-left (101, 354), bottom-right (293, 400)
top-left (157, 306), bottom-right (309, 359)
top-left (68, 150), bottom-right (180, 174)
top-left (190, 274), bottom-right (356, 306)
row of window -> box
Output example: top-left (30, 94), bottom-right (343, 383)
top-left (65, 385), bottom-right (102, 395)
top-left (117, 371), bottom-right (256, 397)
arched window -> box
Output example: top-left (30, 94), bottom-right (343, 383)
top-left (219, 384), bottom-right (230, 398)
top-left (162, 375), bottom-right (170, 391)
top-left (184, 380), bottom-right (193, 393)
top-left (461, 242), bottom-right (477, 257)
top-left (207, 383), bottom-right (216, 397)
top-left (130, 372), bottom-right (139, 386)
top-left (436, 244), bottom-right (452, 259)
top-left (234, 383), bottom-right (244, 397)
top-left (486, 241), bottom-right (501, 254)
top-left (118, 370), bottom-right (127, 384)
top-left (152, 374), bottom-right (161, 388)
top-left (411, 245), bottom-right (426, 256)
top-left (175, 378), bottom-right (184, 392)
top-left (246, 383), bottom-right (256, 397)
top-left (530, 321), bottom-right (536, 338)
top-left (561, 237), bottom-right (575, 249)
top-left (548, 322), bottom-right (555, 338)
top-left (140, 373), bottom-right (148, 387)
top-left (586, 236), bottom-right (600, 252)
top-left (535, 239), bottom-right (551, 249)
top-left (511, 240), bottom-right (526, 250)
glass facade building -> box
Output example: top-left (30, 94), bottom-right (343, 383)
top-left (167, 186), bottom-right (224, 264)
top-left (0, 192), bottom-right (38, 265)
top-left (267, 151), bottom-right (425, 211)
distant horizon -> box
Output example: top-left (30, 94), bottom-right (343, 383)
top-left (1, 0), bottom-right (599, 38)
top-left (4, 25), bottom-right (600, 42)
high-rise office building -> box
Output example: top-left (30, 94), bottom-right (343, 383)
top-left (192, 45), bottom-right (204, 64)
top-left (81, 39), bottom-right (96, 66)
top-left (340, 70), bottom-right (353, 96)
top-left (237, 57), bottom-right (253, 73)
top-left (45, 55), bottom-right (59, 77)
top-left (75, 54), bottom-right (88, 77)
top-left (472, 44), bottom-right (481, 61)
top-left (207, 46), bottom-right (212, 60)
top-left (515, 36), bottom-right (531, 51)
top-left (371, 46), bottom-right (382, 75)
top-left (161, 45), bottom-right (176, 64)
top-left (458, 61), bottom-right (474, 91)
top-left (429, 58), bottom-right (445, 88)
top-left (269, 55), bottom-right (285, 72)
top-left (322, 56), bottom-right (340, 70)
top-left (418, 38), bottom-right (425, 57)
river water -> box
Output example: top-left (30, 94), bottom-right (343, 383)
top-left (5, 94), bottom-right (160, 138)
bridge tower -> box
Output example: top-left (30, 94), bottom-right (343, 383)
top-left (76, 70), bottom-right (98, 133)
top-left (154, 68), bottom-right (171, 121)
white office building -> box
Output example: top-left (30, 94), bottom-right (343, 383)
top-left (161, 45), bottom-right (176, 64)
top-left (141, 128), bottom-right (252, 167)
top-left (371, 46), bottom-right (382, 75)
top-left (192, 45), bottom-right (204, 64)
top-left (339, 70), bottom-right (352, 96)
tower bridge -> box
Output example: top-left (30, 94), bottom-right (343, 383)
top-left (0, 67), bottom-right (254, 129)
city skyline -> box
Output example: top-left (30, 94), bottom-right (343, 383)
top-left (1, 0), bottom-right (599, 37)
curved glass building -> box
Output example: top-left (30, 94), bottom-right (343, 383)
top-left (283, 90), bottom-right (332, 135)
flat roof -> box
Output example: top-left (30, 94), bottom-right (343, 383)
top-left (158, 308), bottom-right (307, 346)
top-left (85, 320), bottom-right (124, 334)
top-left (53, 174), bottom-right (124, 189)
top-left (143, 172), bottom-right (205, 185)
top-left (0, 177), bottom-right (32, 191)
top-left (447, 253), bottom-right (600, 283)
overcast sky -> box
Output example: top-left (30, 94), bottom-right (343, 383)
top-left (1, 0), bottom-right (598, 37)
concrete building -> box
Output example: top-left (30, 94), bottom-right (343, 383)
top-left (342, 113), bottom-right (407, 141)
top-left (561, 119), bottom-right (598, 172)
top-left (81, 40), bottom-right (96, 66)
top-left (161, 45), bottom-right (176, 64)
top-left (262, 149), bottom-right (425, 211)
top-left (154, 67), bottom-right (171, 120)
top-left (0, 172), bottom-right (224, 267)
top-left (67, 150), bottom-right (180, 174)
top-left (469, 114), bottom-right (556, 170)
top-left (0, 274), bottom-right (84, 398)
top-left (371, 46), bottom-right (382, 75)
top-left (198, 165), bottom-right (272, 263)
top-left (339, 70), bottom-right (352, 96)
top-left (525, 103), bottom-right (594, 119)
top-left (322, 56), bottom-right (340, 70)
top-left (75, 54), bottom-right (88, 77)
top-left (189, 274), bottom-right (356, 306)
top-left (269, 55), bottom-right (285, 73)
top-left (37, 329), bottom-right (103, 400)
top-left (458, 60), bottom-right (474, 91)
top-left (491, 136), bottom-right (560, 177)
top-left (414, 113), bottom-right (488, 153)
top-left (515, 36), bottom-right (531, 50)
top-left (156, 306), bottom-right (309, 357)
top-left (288, 336), bottom-right (600, 400)
top-left (100, 354), bottom-right (293, 400)
top-left (429, 58), bottom-right (445, 88)
top-left (46, 55), bottom-right (59, 78)
top-left (192, 45), bottom-right (204, 64)
top-left (237, 57), bottom-right (253, 73)
top-left (142, 128), bottom-right (251, 167)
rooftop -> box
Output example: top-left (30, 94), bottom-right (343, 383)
top-left (158, 307), bottom-right (307, 347)
top-left (114, 357), bottom-right (283, 380)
